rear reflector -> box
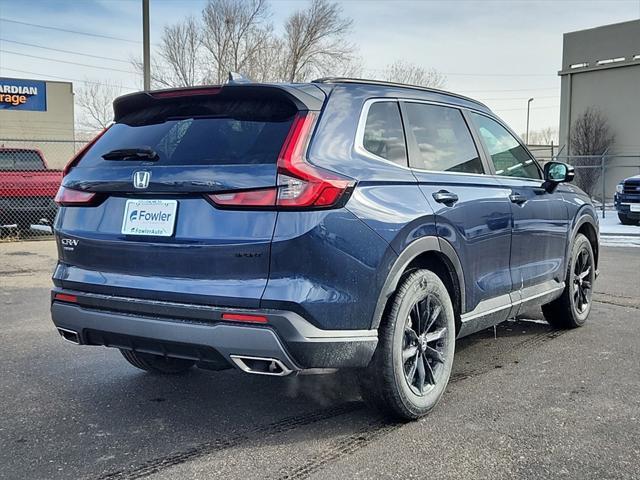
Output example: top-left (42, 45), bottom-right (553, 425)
top-left (221, 313), bottom-right (268, 324)
top-left (54, 186), bottom-right (96, 206)
top-left (54, 293), bottom-right (78, 303)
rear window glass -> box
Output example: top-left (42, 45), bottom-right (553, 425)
top-left (0, 150), bottom-right (44, 171)
top-left (79, 99), bottom-right (296, 167)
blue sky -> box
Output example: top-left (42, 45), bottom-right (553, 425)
top-left (0, 0), bottom-right (639, 134)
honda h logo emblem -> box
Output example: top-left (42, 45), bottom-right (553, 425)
top-left (133, 171), bottom-right (151, 189)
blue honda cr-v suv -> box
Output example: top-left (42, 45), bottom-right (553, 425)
top-left (51, 78), bottom-right (599, 420)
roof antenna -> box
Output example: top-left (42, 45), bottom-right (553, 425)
top-left (228, 72), bottom-right (252, 84)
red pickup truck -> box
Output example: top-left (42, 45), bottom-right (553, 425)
top-left (0, 148), bottom-right (62, 232)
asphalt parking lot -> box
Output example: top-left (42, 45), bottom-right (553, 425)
top-left (1, 241), bottom-right (639, 480)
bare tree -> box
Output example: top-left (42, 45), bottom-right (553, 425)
top-left (570, 107), bottom-right (615, 197)
top-left (134, 0), bottom-right (357, 86)
top-left (158, 16), bottom-right (204, 87)
top-left (571, 107), bottom-right (614, 156)
top-left (382, 60), bottom-right (446, 89)
top-left (524, 127), bottom-right (558, 145)
top-left (76, 81), bottom-right (123, 132)
top-left (201, 0), bottom-right (274, 84)
top-left (282, 0), bottom-right (355, 82)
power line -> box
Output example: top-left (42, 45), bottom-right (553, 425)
top-left (0, 49), bottom-right (137, 75)
top-left (478, 95), bottom-right (559, 102)
top-left (0, 18), bottom-right (141, 44)
top-left (459, 87), bottom-right (558, 94)
top-left (0, 38), bottom-right (131, 64)
top-left (0, 67), bottom-right (139, 91)
top-left (493, 104), bottom-right (560, 112)
top-left (362, 67), bottom-right (556, 78)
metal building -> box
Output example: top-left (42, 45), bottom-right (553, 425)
top-left (558, 20), bottom-right (640, 199)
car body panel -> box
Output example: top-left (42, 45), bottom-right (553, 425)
top-left (50, 79), bottom-right (599, 371)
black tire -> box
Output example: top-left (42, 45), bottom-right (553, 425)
top-left (542, 233), bottom-right (595, 328)
top-left (120, 350), bottom-right (195, 374)
top-left (618, 213), bottom-right (639, 226)
top-left (359, 269), bottom-right (456, 421)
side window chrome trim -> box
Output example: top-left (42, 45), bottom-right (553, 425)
top-left (354, 98), bottom-right (405, 166)
top-left (354, 97), bottom-right (495, 179)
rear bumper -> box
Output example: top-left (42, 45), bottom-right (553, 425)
top-left (50, 289), bottom-right (377, 371)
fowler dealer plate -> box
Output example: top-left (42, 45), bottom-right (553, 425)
top-left (121, 199), bottom-right (177, 236)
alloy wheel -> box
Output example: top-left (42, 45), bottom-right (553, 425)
top-left (402, 294), bottom-right (449, 396)
top-left (573, 247), bottom-right (593, 314)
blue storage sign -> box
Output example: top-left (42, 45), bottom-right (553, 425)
top-left (0, 78), bottom-right (47, 111)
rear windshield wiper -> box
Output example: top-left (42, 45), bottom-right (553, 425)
top-left (102, 147), bottom-right (159, 161)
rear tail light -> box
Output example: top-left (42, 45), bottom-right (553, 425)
top-left (54, 186), bottom-right (96, 206)
top-left (62, 125), bottom-right (111, 177)
top-left (207, 112), bottom-right (354, 210)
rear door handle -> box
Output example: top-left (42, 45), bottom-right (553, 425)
top-left (509, 193), bottom-right (527, 205)
top-left (432, 190), bottom-right (459, 205)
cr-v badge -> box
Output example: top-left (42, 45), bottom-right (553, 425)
top-left (133, 171), bottom-right (151, 189)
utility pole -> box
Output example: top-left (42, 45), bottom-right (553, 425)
top-left (142, 0), bottom-right (151, 90)
top-left (525, 97), bottom-right (534, 145)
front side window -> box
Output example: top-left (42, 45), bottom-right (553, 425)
top-left (471, 113), bottom-right (541, 179)
top-left (362, 101), bottom-right (407, 166)
top-left (403, 102), bottom-right (484, 174)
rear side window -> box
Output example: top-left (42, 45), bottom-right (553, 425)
top-left (0, 150), bottom-right (44, 170)
top-left (403, 102), bottom-right (484, 174)
top-left (79, 99), bottom-right (296, 167)
top-left (362, 101), bottom-right (407, 166)
top-left (470, 113), bottom-right (541, 179)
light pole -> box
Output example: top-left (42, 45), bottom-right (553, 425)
top-left (142, 0), bottom-right (150, 90)
top-left (525, 97), bottom-right (534, 145)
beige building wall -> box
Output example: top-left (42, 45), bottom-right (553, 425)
top-left (0, 80), bottom-right (75, 169)
top-left (558, 20), bottom-right (640, 201)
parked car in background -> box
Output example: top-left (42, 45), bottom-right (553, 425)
top-left (50, 78), bottom-right (599, 420)
top-left (614, 175), bottom-right (640, 225)
top-left (0, 148), bottom-right (62, 232)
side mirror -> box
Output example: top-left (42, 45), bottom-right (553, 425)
top-left (543, 162), bottom-right (574, 192)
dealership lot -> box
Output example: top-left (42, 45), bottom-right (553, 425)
top-left (1, 241), bottom-right (638, 480)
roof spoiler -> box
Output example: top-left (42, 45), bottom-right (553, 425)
top-left (112, 83), bottom-right (326, 122)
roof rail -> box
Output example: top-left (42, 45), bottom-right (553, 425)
top-left (311, 77), bottom-right (488, 109)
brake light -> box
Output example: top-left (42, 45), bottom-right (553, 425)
top-left (54, 186), bottom-right (96, 206)
top-left (63, 125), bottom-right (110, 177)
top-left (221, 313), bottom-right (268, 324)
top-left (207, 112), bottom-right (354, 209)
top-left (151, 87), bottom-right (221, 98)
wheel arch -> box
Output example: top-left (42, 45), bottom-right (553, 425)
top-left (371, 237), bottom-right (465, 334)
top-left (573, 213), bottom-right (599, 271)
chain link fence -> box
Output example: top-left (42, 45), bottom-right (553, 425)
top-left (0, 138), bottom-right (89, 241)
top-left (533, 151), bottom-right (640, 218)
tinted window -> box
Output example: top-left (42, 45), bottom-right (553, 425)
top-left (403, 103), bottom-right (483, 174)
top-left (0, 150), bottom-right (44, 170)
top-left (362, 101), bottom-right (407, 166)
top-left (471, 113), bottom-right (541, 179)
top-left (79, 99), bottom-right (295, 167)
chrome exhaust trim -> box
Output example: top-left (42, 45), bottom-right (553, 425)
top-left (229, 355), bottom-right (293, 377)
top-left (57, 327), bottom-right (80, 344)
